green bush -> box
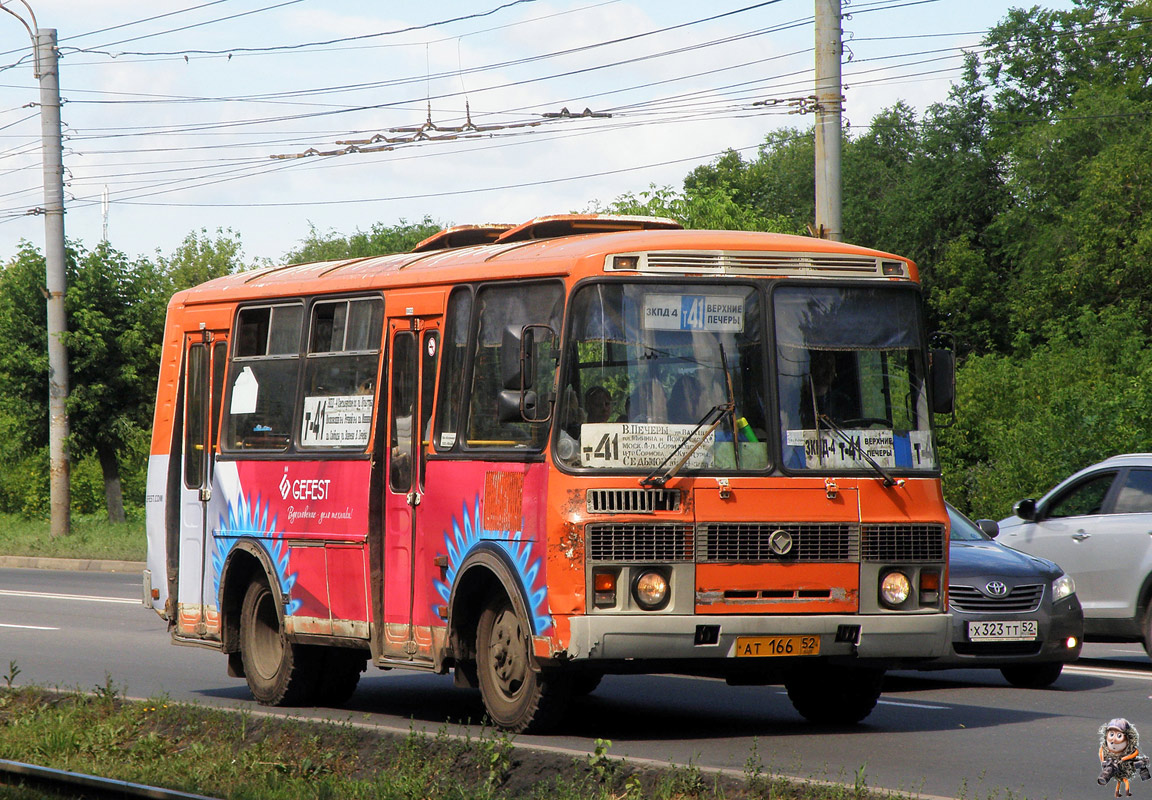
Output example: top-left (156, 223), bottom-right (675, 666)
top-left (941, 306), bottom-right (1152, 518)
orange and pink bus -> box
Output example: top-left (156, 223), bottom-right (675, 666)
top-left (144, 215), bottom-right (953, 732)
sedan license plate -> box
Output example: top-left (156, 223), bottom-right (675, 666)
top-left (735, 635), bottom-right (820, 657)
top-left (967, 620), bottom-right (1038, 641)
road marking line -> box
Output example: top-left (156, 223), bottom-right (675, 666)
top-left (1066, 664), bottom-right (1152, 681)
top-left (0, 589), bottom-right (137, 605)
top-left (876, 698), bottom-right (948, 709)
top-left (0, 622), bottom-right (58, 631)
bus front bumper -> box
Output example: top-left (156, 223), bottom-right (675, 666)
top-left (563, 612), bottom-right (950, 664)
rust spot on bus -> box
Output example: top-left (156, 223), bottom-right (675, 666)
top-left (557, 523), bottom-right (584, 566)
top-left (483, 471), bottom-right (524, 532)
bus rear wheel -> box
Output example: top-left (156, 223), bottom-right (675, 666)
top-left (239, 578), bottom-right (317, 706)
top-left (784, 665), bottom-right (884, 724)
top-left (476, 594), bottom-right (570, 733)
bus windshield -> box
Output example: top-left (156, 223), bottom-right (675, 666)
top-left (775, 285), bottom-right (937, 473)
top-left (556, 281), bottom-right (937, 475)
top-left (556, 282), bottom-right (769, 472)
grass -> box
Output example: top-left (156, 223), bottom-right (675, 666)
top-left (0, 683), bottom-right (926, 800)
top-left (0, 513), bottom-right (145, 562)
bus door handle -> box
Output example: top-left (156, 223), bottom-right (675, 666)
top-left (407, 492), bottom-right (421, 507)
top-left (1072, 531), bottom-right (1091, 542)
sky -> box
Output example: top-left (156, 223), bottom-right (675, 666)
top-left (0, 0), bottom-right (1076, 266)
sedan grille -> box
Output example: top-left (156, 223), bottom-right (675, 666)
top-left (949, 584), bottom-right (1044, 613)
top-left (696, 523), bottom-right (858, 562)
top-left (587, 523), bottom-right (694, 562)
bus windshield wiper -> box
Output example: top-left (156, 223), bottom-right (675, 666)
top-left (640, 401), bottom-right (734, 488)
top-left (817, 413), bottom-right (905, 489)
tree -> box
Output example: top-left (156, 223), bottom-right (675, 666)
top-left (842, 102), bottom-right (921, 254)
top-left (0, 240), bottom-right (168, 523)
top-left (158, 227), bottom-right (255, 291)
top-left (284, 218), bottom-right (443, 263)
top-left (67, 242), bottom-right (168, 522)
top-left (596, 183), bottom-right (800, 234)
top-left (685, 132), bottom-right (815, 233)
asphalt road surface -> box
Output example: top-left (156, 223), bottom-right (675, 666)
top-left (1, 566), bottom-right (1145, 800)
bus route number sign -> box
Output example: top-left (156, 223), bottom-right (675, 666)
top-left (643, 294), bottom-right (744, 332)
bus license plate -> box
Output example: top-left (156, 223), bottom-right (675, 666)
top-left (735, 635), bottom-right (820, 657)
top-left (967, 620), bottom-right (1038, 641)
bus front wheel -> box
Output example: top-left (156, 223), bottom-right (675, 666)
top-left (784, 665), bottom-right (884, 724)
top-left (475, 594), bottom-right (570, 733)
top-left (239, 578), bottom-right (317, 706)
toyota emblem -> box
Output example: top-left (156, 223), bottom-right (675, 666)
top-left (984, 580), bottom-right (1009, 597)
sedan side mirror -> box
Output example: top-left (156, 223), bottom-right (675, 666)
top-left (976, 519), bottom-right (1000, 539)
top-left (1013, 498), bottom-right (1038, 522)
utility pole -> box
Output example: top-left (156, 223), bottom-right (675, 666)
top-left (37, 27), bottom-right (70, 537)
top-left (814, 0), bottom-right (843, 241)
top-left (4, 0), bottom-right (70, 536)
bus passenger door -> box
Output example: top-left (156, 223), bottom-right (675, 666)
top-left (383, 312), bottom-right (442, 661)
top-left (177, 331), bottom-right (228, 638)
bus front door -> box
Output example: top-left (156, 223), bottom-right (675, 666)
top-left (382, 314), bottom-right (442, 662)
top-left (176, 331), bottom-right (228, 639)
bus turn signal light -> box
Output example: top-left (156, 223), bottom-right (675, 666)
top-left (919, 569), bottom-right (940, 606)
top-left (594, 571), bottom-right (617, 608)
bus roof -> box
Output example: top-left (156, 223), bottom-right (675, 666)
top-left (172, 216), bottom-right (917, 307)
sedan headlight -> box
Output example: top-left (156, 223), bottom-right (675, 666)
top-left (1052, 573), bottom-right (1076, 602)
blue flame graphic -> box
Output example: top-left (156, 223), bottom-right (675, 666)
top-left (433, 495), bottom-right (552, 634)
top-left (212, 492), bottom-right (301, 615)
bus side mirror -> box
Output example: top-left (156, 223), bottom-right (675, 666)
top-left (499, 324), bottom-right (556, 423)
top-left (929, 346), bottom-right (955, 415)
top-left (501, 326), bottom-right (527, 391)
top-left (498, 389), bottom-right (540, 422)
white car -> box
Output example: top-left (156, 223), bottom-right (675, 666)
top-left (999, 453), bottom-right (1152, 654)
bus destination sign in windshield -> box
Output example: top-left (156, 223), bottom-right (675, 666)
top-left (643, 294), bottom-right (744, 332)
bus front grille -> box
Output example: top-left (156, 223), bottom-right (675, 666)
top-left (861, 524), bottom-right (946, 562)
top-left (586, 523), bottom-right (694, 562)
top-left (696, 523), bottom-right (859, 563)
top-left (586, 488), bottom-right (681, 514)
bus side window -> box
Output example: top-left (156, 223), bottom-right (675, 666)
top-left (299, 297), bottom-right (384, 450)
top-left (433, 288), bottom-right (472, 452)
top-left (465, 282), bottom-right (563, 449)
top-left (224, 304), bottom-right (302, 451)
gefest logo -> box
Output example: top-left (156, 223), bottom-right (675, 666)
top-left (279, 469), bottom-right (332, 501)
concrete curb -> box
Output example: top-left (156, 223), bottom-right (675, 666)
top-left (0, 555), bottom-right (144, 573)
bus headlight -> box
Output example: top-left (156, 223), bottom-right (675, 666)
top-left (633, 570), bottom-right (669, 610)
top-left (880, 571), bottom-right (911, 607)
top-left (1052, 573), bottom-right (1076, 602)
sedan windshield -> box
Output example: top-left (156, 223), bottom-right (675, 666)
top-left (947, 504), bottom-right (990, 541)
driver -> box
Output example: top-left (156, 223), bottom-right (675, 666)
top-left (800, 350), bottom-right (851, 427)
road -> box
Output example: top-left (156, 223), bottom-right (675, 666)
top-left (0, 566), bottom-right (1144, 800)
